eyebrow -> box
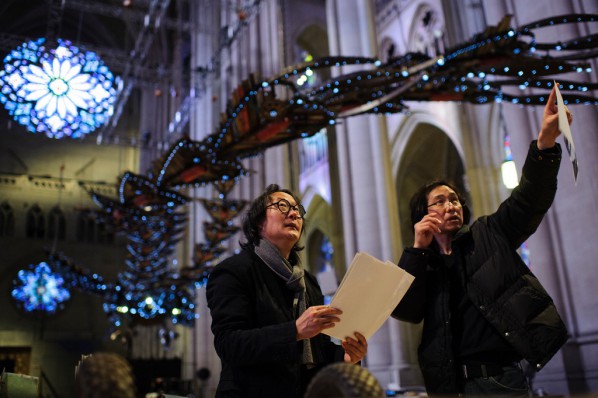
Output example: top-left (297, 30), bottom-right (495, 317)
top-left (429, 193), bottom-right (458, 200)
top-left (274, 197), bottom-right (299, 206)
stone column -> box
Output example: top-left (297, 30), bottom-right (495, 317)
top-left (326, 0), bottom-right (408, 388)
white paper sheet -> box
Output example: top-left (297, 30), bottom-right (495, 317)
top-left (322, 252), bottom-right (414, 340)
top-left (554, 81), bottom-right (578, 183)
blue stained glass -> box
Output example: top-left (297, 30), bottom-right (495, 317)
top-left (503, 132), bottom-right (513, 161)
top-left (12, 262), bottom-right (71, 313)
top-left (0, 38), bottom-right (118, 139)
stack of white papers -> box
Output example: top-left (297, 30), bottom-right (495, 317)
top-left (323, 252), bottom-right (414, 340)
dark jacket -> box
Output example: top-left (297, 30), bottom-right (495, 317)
top-left (392, 141), bottom-right (568, 395)
top-left (206, 248), bottom-right (343, 398)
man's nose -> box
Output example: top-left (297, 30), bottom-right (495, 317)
top-left (287, 208), bottom-right (299, 218)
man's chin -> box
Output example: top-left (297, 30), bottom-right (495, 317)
top-left (444, 222), bottom-right (463, 233)
top-left (286, 231), bottom-right (301, 242)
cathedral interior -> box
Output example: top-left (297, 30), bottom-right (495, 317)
top-left (0, 0), bottom-right (597, 397)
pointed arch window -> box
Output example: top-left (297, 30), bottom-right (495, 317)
top-left (0, 201), bottom-right (15, 237)
top-left (309, 233), bottom-right (337, 305)
top-left (47, 206), bottom-right (66, 241)
top-left (316, 235), bottom-right (335, 273)
top-left (76, 210), bottom-right (95, 242)
top-left (409, 7), bottom-right (445, 57)
top-left (97, 221), bottom-right (114, 244)
top-left (26, 205), bottom-right (45, 239)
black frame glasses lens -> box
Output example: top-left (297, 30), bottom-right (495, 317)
top-left (269, 199), bottom-right (305, 217)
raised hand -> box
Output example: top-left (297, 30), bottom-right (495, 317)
top-left (413, 213), bottom-right (442, 249)
top-left (538, 83), bottom-right (573, 150)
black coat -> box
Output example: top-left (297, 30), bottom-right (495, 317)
top-left (392, 141), bottom-right (568, 395)
top-left (206, 248), bottom-right (343, 398)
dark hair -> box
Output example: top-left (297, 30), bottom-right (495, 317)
top-left (241, 184), bottom-right (305, 263)
top-left (409, 180), bottom-right (471, 228)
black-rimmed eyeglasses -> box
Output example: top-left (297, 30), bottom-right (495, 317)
top-left (427, 198), bottom-right (461, 210)
top-left (267, 199), bottom-right (306, 218)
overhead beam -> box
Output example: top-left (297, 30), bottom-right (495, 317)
top-left (63, 0), bottom-right (192, 32)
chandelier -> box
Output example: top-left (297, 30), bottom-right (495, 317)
top-left (0, 38), bottom-right (118, 139)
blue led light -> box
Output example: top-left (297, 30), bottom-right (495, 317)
top-left (12, 262), bottom-right (71, 313)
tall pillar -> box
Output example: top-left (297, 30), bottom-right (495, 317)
top-left (326, 0), bottom-right (410, 388)
top-left (187, 1), bottom-right (221, 395)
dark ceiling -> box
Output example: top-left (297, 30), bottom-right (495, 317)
top-left (0, 0), bottom-right (190, 86)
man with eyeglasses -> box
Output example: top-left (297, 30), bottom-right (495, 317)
top-left (207, 184), bottom-right (367, 398)
top-left (392, 85), bottom-right (570, 397)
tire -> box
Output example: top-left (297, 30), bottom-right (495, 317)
top-left (305, 363), bottom-right (385, 398)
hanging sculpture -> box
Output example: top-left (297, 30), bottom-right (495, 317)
top-left (17, 14), bottom-right (598, 336)
top-left (199, 14), bottom-right (597, 163)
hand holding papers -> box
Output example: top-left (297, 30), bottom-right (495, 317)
top-left (323, 252), bottom-right (414, 341)
top-left (554, 81), bottom-right (578, 183)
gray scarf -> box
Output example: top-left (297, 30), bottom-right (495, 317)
top-left (254, 239), bottom-right (314, 368)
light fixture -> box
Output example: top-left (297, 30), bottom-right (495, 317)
top-left (501, 160), bottom-right (519, 189)
top-left (11, 262), bottom-right (71, 313)
top-left (501, 127), bottom-right (518, 189)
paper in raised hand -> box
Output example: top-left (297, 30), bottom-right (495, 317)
top-left (554, 81), bottom-right (578, 183)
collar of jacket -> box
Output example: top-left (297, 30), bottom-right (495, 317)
top-left (452, 224), bottom-right (472, 244)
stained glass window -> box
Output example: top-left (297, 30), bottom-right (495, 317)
top-left (0, 38), bottom-right (118, 139)
top-left (314, 235), bottom-right (336, 305)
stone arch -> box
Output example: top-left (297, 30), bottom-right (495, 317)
top-left (293, 23), bottom-right (331, 85)
top-left (379, 36), bottom-right (398, 63)
top-left (301, 191), bottom-right (345, 290)
top-left (295, 23), bottom-right (329, 58)
top-left (395, 122), bottom-right (466, 248)
top-left (407, 3), bottom-right (445, 56)
top-left (391, 112), bottom-right (467, 247)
